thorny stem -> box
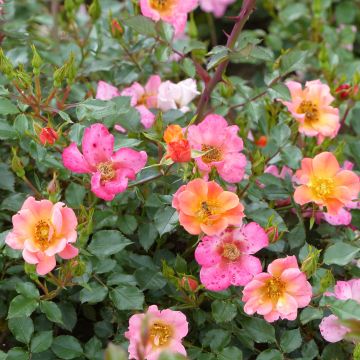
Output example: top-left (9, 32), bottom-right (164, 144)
top-left (340, 100), bottom-right (353, 127)
top-left (196, 0), bottom-right (257, 121)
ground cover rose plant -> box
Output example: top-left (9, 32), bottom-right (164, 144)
top-left (0, 1), bottom-right (359, 359)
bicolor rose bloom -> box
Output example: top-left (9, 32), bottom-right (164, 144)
top-left (125, 305), bottom-right (188, 360)
top-left (242, 256), bottom-right (312, 322)
top-left (140, 0), bottom-right (198, 37)
top-left (62, 123), bottom-right (147, 201)
top-left (96, 80), bottom-right (121, 100)
top-left (164, 124), bottom-right (191, 163)
top-left (195, 222), bottom-right (269, 291)
top-left (172, 178), bottom-right (244, 236)
top-left (121, 75), bottom-right (162, 129)
top-left (281, 80), bottom-right (340, 143)
top-left (199, 0), bottom-right (235, 17)
top-left (294, 152), bottom-right (359, 215)
top-left (5, 197), bottom-right (78, 275)
top-left (157, 79), bottom-right (199, 113)
top-left (187, 114), bottom-right (247, 183)
top-left (320, 279), bottom-right (360, 342)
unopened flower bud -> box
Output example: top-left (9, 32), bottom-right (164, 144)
top-left (72, 259), bottom-right (86, 277)
top-left (301, 245), bottom-right (321, 278)
top-left (89, 0), bottom-right (101, 22)
top-left (335, 83), bottom-right (359, 100)
top-left (31, 44), bottom-right (43, 75)
top-left (265, 225), bottom-right (279, 243)
top-left (255, 135), bottom-right (268, 148)
top-left (39, 127), bottom-right (58, 145)
top-left (164, 124), bottom-right (184, 143)
top-left (0, 48), bottom-right (14, 77)
top-left (179, 276), bottom-right (198, 292)
top-left (110, 19), bottom-right (123, 38)
top-left (167, 140), bottom-right (191, 163)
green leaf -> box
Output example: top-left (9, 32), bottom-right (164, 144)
top-left (256, 349), bottom-right (283, 360)
top-left (79, 282), bottom-right (108, 304)
top-left (117, 215), bottom-right (138, 235)
top-left (138, 222), bottom-right (158, 251)
top-left (52, 335), bottom-right (83, 359)
top-left (0, 164), bottom-right (15, 191)
top-left (0, 121), bottom-right (17, 139)
top-left (207, 46), bottom-right (229, 70)
top-left (281, 145), bottom-right (302, 169)
top-left (323, 242), bottom-right (359, 265)
top-left (15, 282), bottom-right (40, 299)
top-left (109, 286), bottom-right (144, 310)
top-left (31, 331), bottom-right (53, 353)
top-left (8, 317), bottom-right (34, 344)
top-left (270, 123), bottom-right (291, 148)
top-left (158, 353), bottom-right (187, 360)
top-left (300, 307), bottom-right (323, 324)
top-left (241, 317), bottom-right (276, 343)
top-left (202, 329), bottom-right (231, 351)
top-left (217, 347), bottom-right (243, 360)
top-left (8, 295), bottom-right (38, 319)
top-left (123, 15), bottom-right (157, 37)
top-left (6, 348), bottom-right (29, 360)
top-left (335, 1), bottom-right (356, 24)
top-left (40, 301), bottom-right (63, 324)
top-left (135, 268), bottom-right (167, 290)
top-left (182, 58), bottom-right (196, 78)
top-left (154, 207), bottom-right (178, 237)
top-left (323, 297), bottom-right (360, 321)
top-left (280, 50), bottom-right (308, 75)
top-left (280, 328), bottom-right (302, 353)
top-left (65, 183), bottom-right (86, 208)
top-left (13, 114), bottom-right (28, 134)
top-left (0, 97), bottom-right (19, 115)
top-left (88, 230), bottom-right (132, 258)
top-left (211, 301), bottom-right (237, 323)
top-left (58, 302), bottom-right (77, 332)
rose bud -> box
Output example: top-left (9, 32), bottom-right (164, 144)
top-left (167, 139), bottom-right (191, 163)
top-left (179, 276), bottom-right (198, 292)
top-left (39, 127), bottom-right (58, 145)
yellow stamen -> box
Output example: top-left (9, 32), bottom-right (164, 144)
top-left (149, 322), bottom-right (172, 347)
top-left (98, 161), bottom-right (116, 182)
top-left (310, 177), bottom-right (334, 199)
top-left (201, 145), bottom-right (223, 163)
top-left (149, 0), bottom-right (174, 12)
top-left (265, 277), bottom-right (285, 301)
top-left (222, 243), bottom-right (241, 261)
top-left (34, 220), bottom-right (52, 251)
top-left (297, 100), bottom-right (319, 125)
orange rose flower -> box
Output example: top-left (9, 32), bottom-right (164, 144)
top-left (172, 179), bottom-right (245, 236)
top-left (294, 152), bottom-right (360, 215)
top-left (164, 124), bottom-right (184, 144)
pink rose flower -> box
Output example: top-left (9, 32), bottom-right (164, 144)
top-left (96, 80), bottom-right (121, 100)
top-left (199, 0), bottom-right (235, 17)
top-left (195, 222), bottom-right (269, 291)
top-left (280, 80), bottom-right (340, 143)
top-left (62, 123), bottom-right (147, 201)
top-left (5, 197), bottom-right (78, 275)
top-left (187, 114), bottom-right (247, 183)
top-left (121, 75), bottom-right (162, 128)
top-left (125, 305), bottom-right (188, 360)
top-left (320, 279), bottom-right (360, 342)
top-left (140, 0), bottom-right (198, 37)
top-left (242, 256), bottom-right (312, 322)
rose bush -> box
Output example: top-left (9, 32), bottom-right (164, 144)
top-left (0, 0), bottom-right (359, 359)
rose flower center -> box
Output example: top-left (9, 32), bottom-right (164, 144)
top-left (197, 201), bottom-right (220, 224)
top-left (34, 220), bottom-right (52, 251)
top-left (222, 243), bottom-right (241, 261)
top-left (149, 0), bottom-right (174, 12)
top-left (265, 277), bottom-right (285, 301)
top-left (310, 177), bottom-right (334, 199)
top-left (297, 100), bottom-right (319, 124)
top-left (149, 322), bottom-right (173, 347)
top-left (98, 161), bottom-right (116, 182)
top-left (201, 145), bottom-right (223, 163)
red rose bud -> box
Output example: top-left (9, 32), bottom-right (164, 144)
top-left (255, 135), bottom-right (267, 148)
top-left (167, 139), bottom-right (191, 163)
top-left (111, 19), bottom-right (123, 38)
top-left (179, 276), bottom-right (198, 292)
top-left (265, 225), bottom-right (279, 243)
top-left (39, 127), bottom-right (58, 145)
top-left (335, 84), bottom-right (359, 100)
